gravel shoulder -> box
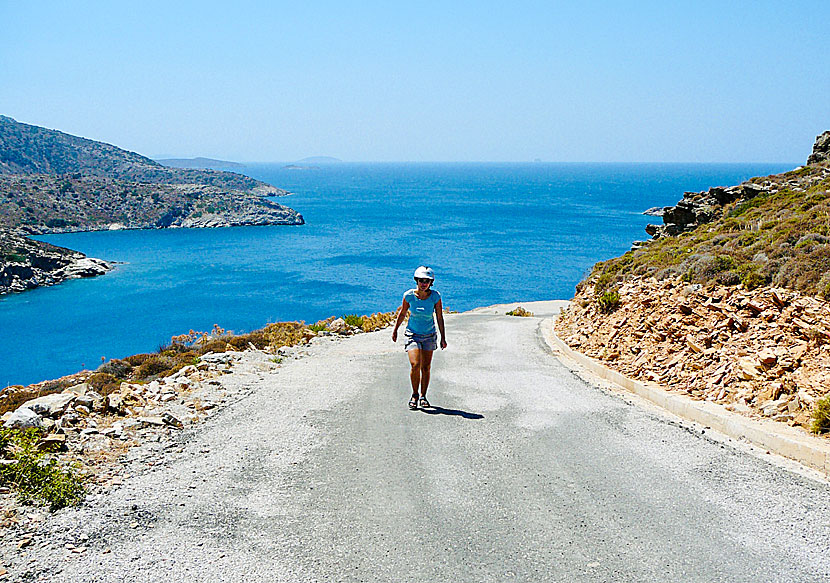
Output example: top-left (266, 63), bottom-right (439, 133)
top-left (7, 303), bottom-right (830, 582)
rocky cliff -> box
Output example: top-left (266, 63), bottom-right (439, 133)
top-left (556, 132), bottom-right (830, 434)
top-left (0, 228), bottom-right (111, 295)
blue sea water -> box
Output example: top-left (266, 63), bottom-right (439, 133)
top-left (1, 162), bottom-right (793, 387)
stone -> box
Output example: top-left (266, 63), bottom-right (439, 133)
top-left (807, 131), bottom-right (830, 165)
top-left (758, 350), bottom-right (777, 366)
top-left (3, 407), bottom-right (44, 429)
top-left (37, 434), bottom-right (67, 452)
top-left (20, 392), bottom-right (76, 418)
top-left (63, 383), bottom-right (90, 396)
top-left (162, 412), bottom-right (184, 429)
top-left (106, 393), bottom-right (126, 415)
top-left (327, 318), bottom-right (349, 333)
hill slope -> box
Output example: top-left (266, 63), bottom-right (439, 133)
top-left (556, 132), bottom-right (830, 435)
top-left (0, 116), bottom-right (278, 195)
top-left (0, 116), bottom-right (304, 294)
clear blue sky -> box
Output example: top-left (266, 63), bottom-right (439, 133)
top-left (1, 1), bottom-right (827, 162)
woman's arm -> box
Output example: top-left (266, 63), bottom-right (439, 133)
top-left (391, 299), bottom-right (409, 342)
top-left (434, 299), bottom-right (447, 349)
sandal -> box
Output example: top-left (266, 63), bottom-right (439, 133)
top-left (408, 395), bottom-right (418, 410)
top-left (419, 397), bottom-right (431, 409)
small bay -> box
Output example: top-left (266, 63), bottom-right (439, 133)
top-left (1, 162), bottom-right (791, 387)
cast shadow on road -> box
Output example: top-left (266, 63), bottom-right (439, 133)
top-left (420, 406), bottom-right (484, 420)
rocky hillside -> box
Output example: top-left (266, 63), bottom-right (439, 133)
top-left (556, 132), bottom-right (830, 434)
top-left (0, 228), bottom-right (110, 295)
top-left (0, 174), bottom-right (302, 235)
top-left (0, 116), bottom-right (281, 196)
top-left (0, 116), bottom-right (304, 294)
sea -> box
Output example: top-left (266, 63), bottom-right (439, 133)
top-left (1, 162), bottom-right (793, 387)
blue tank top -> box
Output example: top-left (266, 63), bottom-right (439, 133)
top-left (404, 288), bottom-right (441, 335)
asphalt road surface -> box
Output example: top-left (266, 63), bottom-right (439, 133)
top-left (25, 302), bottom-right (830, 582)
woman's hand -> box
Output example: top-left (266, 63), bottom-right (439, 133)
top-left (440, 337), bottom-right (447, 350)
top-left (392, 328), bottom-right (398, 342)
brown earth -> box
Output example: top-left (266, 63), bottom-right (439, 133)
top-left (555, 277), bottom-right (830, 432)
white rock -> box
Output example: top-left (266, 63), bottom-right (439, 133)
top-left (19, 393), bottom-right (76, 418)
top-left (3, 408), bottom-right (44, 429)
top-left (327, 318), bottom-right (349, 333)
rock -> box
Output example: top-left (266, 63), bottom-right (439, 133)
top-left (106, 393), bottom-right (126, 415)
top-left (63, 383), bottom-right (90, 396)
top-left (20, 392), bottom-right (76, 418)
top-left (807, 131), bottom-right (830, 165)
top-left (162, 412), bottom-right (184, 429)
top-left (758, 349), bottom-right (777, 366)
top-left (3, 407), bottom-right (44, 429)
top-left (74, 394), bottom-right (95, 409)
top-left (737, 357), bottom-right (763, 380)
top-left (37, 434), bottom-right (67, 452)
top-left (327, 318), bottom-right (349, 333)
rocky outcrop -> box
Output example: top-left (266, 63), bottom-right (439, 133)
top-left (0, 228), bottom-right (111, 295)
top-left (644, 182), bottom-right (769, 239)
top-left (643, 131), bottom-right (830, 241)
top-left (808, 131), bottom-right (830, 165)
top-left (555, 277), bottom-right (830, 429)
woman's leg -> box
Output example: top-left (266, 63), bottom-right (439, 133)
top-left (419, 349), bottom-right (434, 397)
top-left (408, 348), bottom-right (422, 396)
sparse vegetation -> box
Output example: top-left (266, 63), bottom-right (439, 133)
top-left (343, 314), bottom-right (364, 327)
top-left (506, 306), bottom-right (534, 317)
top-left (811, 396), bottom-right (830, 434)
top-left (587, 165), bottom-right (830, 296)
top-left (596, 289), bottom-right (621, 313)
top-left (0, 428), bottom-right (86, 510)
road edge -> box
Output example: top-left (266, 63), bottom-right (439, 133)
top-left (540, 313), bottom-right (830, 478)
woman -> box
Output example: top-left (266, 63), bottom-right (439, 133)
top-left (392, 266), bottom-right (447, 410)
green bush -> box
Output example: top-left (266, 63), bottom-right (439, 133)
top-left (741, 270), bottom-right (766, 290)
top-left (593, 272), bottom-right (617, 294)
top-left (308, 323), bottom-right (327, 332)
top-left (343, 314), bottom-right (364, 327)
top-left (596, 289), bottom-right (621, 313)
top-left (811, 396), bottom-right (830, 434)
top-left (0, 428), bottom-right (85, 510)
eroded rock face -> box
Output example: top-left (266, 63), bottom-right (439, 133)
top-left (555, 277), bottom-right (830, 430)
top-left (808, 131), bottom-right (830, 165)
top-left (0, 227), bottom-right (112, 295)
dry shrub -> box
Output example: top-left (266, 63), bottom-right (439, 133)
top-left (135, 355), bottom-right (177, 380)
top-left (361, 311), bottom-right (396, 331)
top-left (97, 359), bottom-right (133, 378)
top-left (86, 372), bottom-right (121, 397)
top-left (262, 321), bottom-right (305, 348)
top-left (124, 353), bottom-right (154, 367)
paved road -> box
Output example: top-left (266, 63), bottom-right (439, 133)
top-left (27, 302), bottom-right (830, 582)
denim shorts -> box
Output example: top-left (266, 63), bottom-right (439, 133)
top-left (404, 330), bottom-right (438, 352)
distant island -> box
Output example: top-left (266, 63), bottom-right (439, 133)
top-left (155, 157), bottom-right (246, 171)
top-left (0, 115), bottom-right (303, 295)
top-left (293, 156), bottom-right (342, 164)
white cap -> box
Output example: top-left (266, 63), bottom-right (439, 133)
top-left (413, 266), bottom-right (435, 280)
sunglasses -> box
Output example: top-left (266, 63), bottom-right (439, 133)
top-left (415, 278), bottom-right (432, 284)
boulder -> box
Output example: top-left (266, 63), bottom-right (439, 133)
top-left (106, 393), bottom-right (126, 415)
top-left (327, 318), bottom-right (349, 333)
top-left (3, 407), bottom-right (44, 429)
top-left (807, 131), bottom-right (830, 165)
top-left (20, 392), bottom-right (76, 418)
